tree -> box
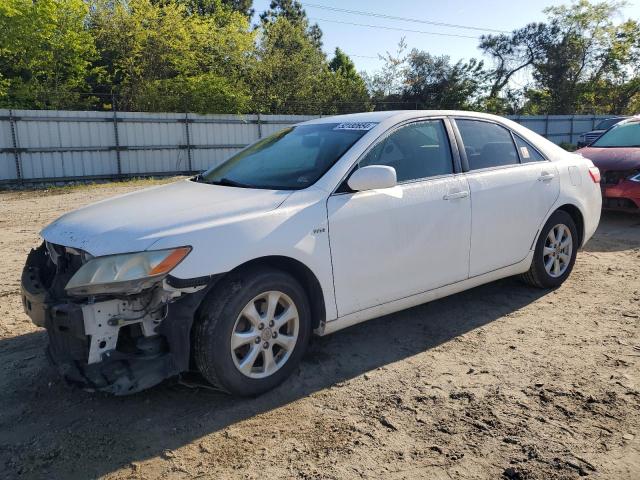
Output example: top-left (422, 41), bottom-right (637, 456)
top-left (479, 23), bottom-right (547, 112)
top-left (259, 0), bottom-right (322, 49)
top-left (482, 0), bottom-right (640, 114)
top-left (402, 50), bottom-right (486, 109)
top-left (88, 0), bottom-right (255, 111)
top-left (0, 0), bottom-right (96, 108)
top-left (159, 0), bottom-right (254, 17)
top-left (325, 48), bottom-right (370, 113)
top-left (250, 16), bottom-right (327, 113)
top-left (475, 0), bottom-right (640, 114)
top-left (329, 48), bottom-right (357, 77)
top-left (365, 38), bottom-right (409, 108)
top-left (137, 73), bottom-right (250, 113)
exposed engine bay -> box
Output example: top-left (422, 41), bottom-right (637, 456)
top-left (21, 242), bottom-right (213, 395)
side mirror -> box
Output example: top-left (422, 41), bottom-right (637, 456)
top-left (347, 165), bottom-right (397, 192)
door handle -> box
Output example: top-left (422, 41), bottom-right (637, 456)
top-left (538, 172), bottom-right (555, 182)
top-left (443, 190), bottom-right (469, 200)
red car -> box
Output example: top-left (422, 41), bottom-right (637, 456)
top-left (577, 116), bottom-right (640, 212)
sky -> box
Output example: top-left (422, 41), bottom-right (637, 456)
top-left (252, 0), bottom-right (640, 78)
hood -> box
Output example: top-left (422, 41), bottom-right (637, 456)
top-left (42, 180), bottom-right (292, 256)
top-left (576, 147), bottom-right (640, 171)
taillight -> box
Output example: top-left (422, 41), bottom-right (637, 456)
top-left (588, 166), bottom-right (601, 183)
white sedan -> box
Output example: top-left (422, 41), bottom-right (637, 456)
top-left (21, 111), bottom-right (602, 396)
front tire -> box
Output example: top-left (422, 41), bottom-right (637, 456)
top-left (193, 266), bottom-right (311, 396)
top-left (521, 210), bottom-right (579, 289)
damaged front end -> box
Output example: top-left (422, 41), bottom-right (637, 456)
top-left (21, 242), bottom-right (215, 395)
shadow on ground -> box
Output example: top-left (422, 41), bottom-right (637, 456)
top-left (0, 277), bottom-right (548, 479)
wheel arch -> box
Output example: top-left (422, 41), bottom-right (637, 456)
top-left (556, 203), bottom-right (585, 248)
top-left (224, 256), bottom-right (326, 331)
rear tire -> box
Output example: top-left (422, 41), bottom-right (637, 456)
top-left (193, 266), bottom-right (311, 396)
top-left (521, 210), bottom-right (578, 289)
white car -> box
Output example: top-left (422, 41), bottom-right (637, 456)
top-left (21, 111), bottom-right (602, 396)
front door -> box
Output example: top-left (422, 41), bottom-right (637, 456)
top-left (327, 119), bottom-right (471, 317)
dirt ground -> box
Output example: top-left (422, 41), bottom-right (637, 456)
top-left (0, 180), bottom-right (639, 480)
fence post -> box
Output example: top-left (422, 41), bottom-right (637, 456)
top-left (257, 112), bottom-right (263, 139)
top-left (112, 95), bottom-right (122, 177)
top-left (8, 109), bottom-right (22, 183)
top-left (544, 114), bottom-right (550, 139)
top-left (184, 112), bottom-right (193, 172)
top-left (569, 115), bottom-right (575, 145)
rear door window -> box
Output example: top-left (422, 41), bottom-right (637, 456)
top-left (456, 119), bottom-right (519, 170)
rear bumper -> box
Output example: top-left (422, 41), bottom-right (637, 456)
top-left (22, 244), bottom-right (213, 395)
top-left (602, 181), bottom-right (640, 212)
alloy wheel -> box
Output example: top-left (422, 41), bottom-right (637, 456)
top-left (230, 291), bottom-right (299, 379)
top-left (543, 224), bottom-right (573, 278)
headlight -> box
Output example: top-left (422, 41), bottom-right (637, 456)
top-left (629, 171), bottom-right (640, 182)
top-left (65, 247), bottom-right (191, 296)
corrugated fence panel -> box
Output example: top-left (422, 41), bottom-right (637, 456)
top-left (260, 115), bottom-right (318, 137)
top-left (190, 114), bottom-right (256, 171)
top-left (508, 116), bottom-right (547, 136)
top-left (507, 114), bottom-right (611, 145)
top-left (9, 109), bottom-right (118, 181)
top-left (117, 112), bottom-right (187, 174)
top-left (0, 114), bottom-right (18, 181)
top-left (0, 109), bottom-right (621, 185)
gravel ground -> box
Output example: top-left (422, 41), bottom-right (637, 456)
top-left (0, 180), bottom-right (639, 480)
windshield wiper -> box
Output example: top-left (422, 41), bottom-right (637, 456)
top-left (209, 177), bottom-right (255, 188)
top-left (191, 174), bottom-right (255, 188)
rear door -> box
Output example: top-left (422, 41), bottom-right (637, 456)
top-left (327, 119), bottom-right (471, 316)
top-left (452, 118), bottom-right (560, 276)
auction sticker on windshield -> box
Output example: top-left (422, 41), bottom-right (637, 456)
top-left (333, 122), bottom-right (377, 131)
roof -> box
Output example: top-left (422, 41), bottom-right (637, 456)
top-left (301, 110), bottom-right (510, 125)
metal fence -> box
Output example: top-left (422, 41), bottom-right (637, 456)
top-left (0, 109), bottom-right (614, 185)
top-left (507, 114), bottom-right (615, 145)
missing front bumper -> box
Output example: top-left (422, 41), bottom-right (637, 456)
top-left (21, 243), bottom-right (213, 395)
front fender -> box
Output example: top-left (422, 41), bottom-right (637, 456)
top-left (148, 187), bottom-right (338, 321)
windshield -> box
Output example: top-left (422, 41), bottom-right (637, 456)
top-left (595, 118), bottom-right (624, 130)
top-left (591, 121), bottom-right (640, 148)
top-left (200, 123), bottom-right (373, 190)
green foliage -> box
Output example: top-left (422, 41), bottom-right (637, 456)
top-left (250, 17), bottom-right (326, 113)
top-left (137, 74), bottom-right (251, 113)
top-left (0, 0), bottom-right (96, 108)
top-left (402, 51), bottom-right (485, 109)
top-left (329, 48), bottom-right (356, 77)
top-left (259, 0), bottom-right (322, 49)
top-left (366, 40), bottom-right (486, 110)
top-left (480, 0), bottom-right (640, 114)
top-left (1, 0), bottom-right (639, 115)
top-left (88, 0), bottom-right (255, 111)
top-left (324, 49), bottom-right (370, 114)
top-left (166, 0), bottom-right (254, 16)
top-left (366, 38), bottom-right (408, 100)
